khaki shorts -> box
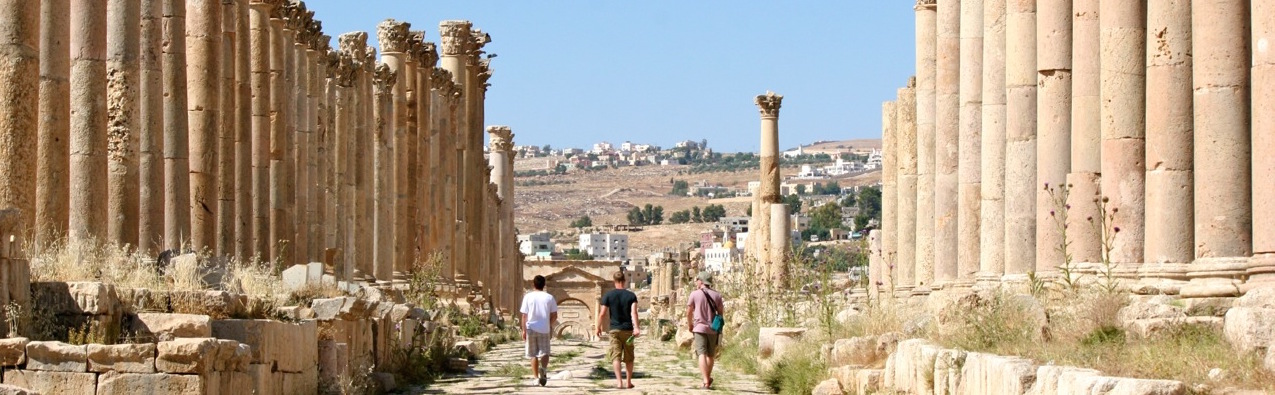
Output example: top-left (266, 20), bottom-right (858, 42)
top-left (693, 332), bottom-right (719, 357)
top-left (607, 330), bottom-right (635, 364)
top-left (525, 331), bottom-right (551, 359)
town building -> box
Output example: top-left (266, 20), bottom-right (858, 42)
top-left (518, 232), bottom-right (554, 258)
top-left (579, 232), bottom-right (629, 261)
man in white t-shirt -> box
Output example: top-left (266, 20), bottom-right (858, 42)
top-left (520, 275), bottom-right (558, 386)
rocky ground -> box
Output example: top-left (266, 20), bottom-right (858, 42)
top-left (413, 336), bottom-right (767, 394)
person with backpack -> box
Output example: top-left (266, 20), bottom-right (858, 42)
top-left (686, 270), bottom-right (725, 389)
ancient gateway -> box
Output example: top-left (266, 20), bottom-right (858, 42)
top-left (0, 1), bottom-right (522, 312)
top-left (874, 0), bottom-right (1274, 297)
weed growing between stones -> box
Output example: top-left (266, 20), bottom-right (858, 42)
top-left (759, 339), bottom-right (826, 395)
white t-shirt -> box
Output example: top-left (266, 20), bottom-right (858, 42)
top-left (519, 290), bottom-right (558, 334)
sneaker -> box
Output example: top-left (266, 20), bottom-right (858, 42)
top-left (539, 372), bottom-right (547, 386)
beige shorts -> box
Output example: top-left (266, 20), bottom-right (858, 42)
top-left (525, 331), bottom-right (551, 359)
top-left (607, 330), bottom-right (635, 364)
top-left (693, 332), bottom-right (719, 357)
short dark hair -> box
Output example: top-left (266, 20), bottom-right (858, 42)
top-left (612, 271), bottom-right (626, 283)
top-left (533, 275), bottom-right (546, 290)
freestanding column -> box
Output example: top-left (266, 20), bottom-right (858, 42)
top-left (0, 0), bottom-right (39, 247)
top-left (488, 126), bottom-right (514, 308)
top-left (378, 19), bottom-right (410, 283)
top-left (372, 63), bottom-right (395, 284)
top-left (1035, 0), bottom-right (1072, 275)
top-left (432, 71), bottom-right (458, 282)
top-left (187, 0), bottom-right (220, 252)
top-left (465, 31), bottom-right (491, 294)
top-left (268, 8), bottom-right (287, 265)
top-left (332, 53), bottom-right (356, 279)
top-left (107, 0), bottom-right (141, 248)
top-left (896, 79), bottom-right (918, 291)
top-left (1067, 0), bottom-right (1102, 265)
top-left (249, 0), bottom-right (272, 258)
top-left (1144, 0), bottom-right (1193, 265)
top-left (163, 0), bottom-right (189, 250)
top-left (1252, 0), bottom-right (1275, 287)
top-left (1190, 0), bottom-right (1251, 295)
top-left (36, 0), bottom-right (69, 247)
top-left (438, 21), bottom-right (471, 284)
top-left (1100, 0), bottom-right (1146, 267)
top-left (979, 0), bottom-right (1007, 284)
top-left (881, 100), bottom-right (896, 285)
top-left (289, 9), bottom-right (310, 266)
top-left (138, 0), bottom-right (162, 252)
top-left (69, 0), bottom-right (109, 242)
top-left (1004, 0), bottom-right (1037, 280)
top-left (934, 0), bottom-right (960, 286)
top-left (753, 91), bottom-right (784, 286)
top-left (957, 0), bottom-right (982, 285)
top-left (769, 203), bottom-right (791, 285)
top-left (915, 0), bottom-right (938, 291)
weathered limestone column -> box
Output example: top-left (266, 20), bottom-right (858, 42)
top-left (163, 0), bottom-right (189, 250)
top-left (753, 91), bottom-right (783, 286)
top-left (69, 0), bottom-right (109, 242)
top-left (378, 19), bottom-right (410, 283)
top-left (488, 126), bottom-right (514, 308)
top-left (215, 0), bottom-right (237, 257)
top-left (186, 0), bottom-right (220, 252)
top-left (36, 0), bottom-right (69, 247)
top-left (439, 21), bottom-right (471, 285)
top-left (415, 39), bottom-right (438, 261)
top-left (868, 229), bottom-right (883, 298)
top-left (1144, 0), bottom-right (1193, 267)
top-left (1100, 0), bottom-right (1146, 267)
top-left (957, 0), bottom-right (982, 285)
top-left (914, 0), bottom-right (938, 291)
top-left (310, 33), bottom-right (329, 263)
top-left (400, 35), bottom-right (420, 282)
top-left (1035, 0), bottom-right (1072, 275)
top-left (289, 8), bottom-right (311, 266)
top-left (466, 30), bottom-right (491, 294)
top-left (896, 80), bottom-right (918, 291)
top-left (769, 203), bottom-right (790, 285)
top-left (138, 0), bottom-right (162, 252)
top-left (372, 63), bottom-right (395, 284)
top-left (1188, 0), bottom-right (1251, 296)
top-left (1004, 0), bottom-right (1037, 280)
top-left (978, 0), bottom-right (1007, 284)
top-left (1066, 0), bottom-right (1102, 265)
top-left (0, 0), bottom-right (40, 247)
top-left (432, 70), bottom-right (458, 282)
top-left (249, 0), bottom-right (272, 258)
top-left (881, 100), bottom-right (896, 286)
top-left (268, 8), bottom-right (290, 265)
top-left (359, 43), bottom-right (376, 281)
top-left (332, 52), bottom-right (357, 280)
top-left (338, 32), bottom-right (371, 281)
top-left (934, 0), bottom-right (960, 286)
top-left (233, 0), bottom-right (251, 260)
top-left (500, 126), bottom-right (517, 311)
top-left (1252, 0), bottom-right (1275, 287)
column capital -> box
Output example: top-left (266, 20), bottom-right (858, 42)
top-left (755, 91), bottom-right (784, 118)
top-left (372, 63), bottom-right (396, 95)
top-left (487, 126), bottom-right (514, 152)
top-left (469, 28), bottom-right (491, 58)
top-left (476, 60), bottom-right (493, 92)
top-left (430, 68), bottom-right (455, 90)
top-left (418, 41), bottom-right (439, 69)
top-left (438, 20), bottom-right (473, 57)
top-left (915, 0), bottom-right (937, 11)
top-left (250, 0), bottom-right (283, 12)
top-left (338, 31), bottom-right (368, 59)
top-left (283, 2), bottom-right (309, 31)
top-left (377, 19), bottom-right (412, 54)
top-left (332, 53), bottom-right (358, 87)
top-left (908, 75), bottom-right (917, 88)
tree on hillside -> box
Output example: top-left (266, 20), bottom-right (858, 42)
top-left (796, 184), bottom-right (808, 196)
top-left (857, 186), bottom-right (882, 220)
top-left (670, 180), bottom-right (690, 196)
top-left (701, 204), bottom-right (727, 222)
top-left (810, 202), bottom-right (845, 232)
top-left (783, 194), bottom-right (803, 214)
top-left (669, 210), bottom-right (692, 224)
top-left (692, 206), bottom-right (702, 222)
top-left (569, 215), bottom-right (592, 228)
top-left (627, 204), bottom-right (666, 226)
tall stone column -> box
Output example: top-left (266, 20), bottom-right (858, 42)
top-left (1100, 0), bottom-right (1146, 268)
top-left (186, 0), bottom-right (219, 252)
top-left (1067, 0), bottom-right (1102, 265)
top-left (372, 63), bottom-right (395, 284)
top-left (914, 0), bottom-right (938, 291)
top-left (896, 80), bottom-right (918, 291)
top-left (249, 0), bottom-right (272, 259)
top-left (0, 0), bottom-right (40, 247)
top-left (400, 36), bottom-right (420, 282)
top-left (1188, 0), bottom-right (1250, 296)
top-left (137, 0), bottom-right (162, 252)
top-left (378, 19), bottom-right (410, 283)
top-left (934, 0), bottom-right (960, 286)
top-left (358, 43), bottom-right (376, 281)
top-left (289, 8), bottom-right (311, 266)
top-left (332, 52), bottom-right (356, 280)
top-left (338, 32), bottom-right (371, 280)
top-left (1252, 0), bottom-right (1275, 287)
top-left (754, 91), bottom-right (783, 286)
top-left (769, 203), bottom-right (790, 285)
top-left (69, 0), bottom-right (109, 242)
top-left (978, 0), bottom-right (1007, 284)
top-left (957, 0), bottom-right (982, 285)
top-left (1144, 0), bottom-right (1193, 267)
top-left (36, 0), bottom-right (69, 247)
top-left (432, 70), bottom-right (458, 282)
top-left (416, 40), bottom-right (438, 260)
top-left (1004, 0), bottom-right (1037, 280)
top-left (306, 29), bottom-right (326, 264)
top-left (268, 8), bottom-right (289, 265)
top-left (163, 0), bottom-right (189, 250)
top-left (488, 126), bottom-right (513, 307)
top-left (214, 0), bottom-right (237, 257)
top-left (465, 30), bottom-right (491, 294)
top-left (439, 21), bottom-right (471, 285)
top-left (233, 0), bottom-right (250, 260)
top-left (1035, 0), bottom-right (1072, 275)
top-left (881, 100), bottom-right (897, 287)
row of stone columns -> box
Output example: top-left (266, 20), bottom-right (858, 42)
top-left (879, 0), bottom-right (1274, 297)
top-left (0, 0), bottom-right (524, 312)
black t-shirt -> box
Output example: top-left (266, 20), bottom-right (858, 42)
top-left (600, 288), bottom-right (638, 331)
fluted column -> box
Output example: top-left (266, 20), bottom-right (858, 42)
top-left (439, 21), bottom-right (471, 285)
top-left (1067, 0), bottom-right (1102, 265)
top-left (934, 0), bottom-right (960, 286)
top-left (69, 0), bottom-right (109, 242)
top-left (978, 0), bottom-right (1007, 284)
top-left (1252, 0), bottom-right (1275, 287)
top-left (881, 100), bottom-right (897, 288)
top-left (1004, 0), bottom-right (1037, 280)
top-left (233, 0), bottom-right (250, 260)
top-left (896, 79), bottom-right (918, 291)
top-left (957, 0), bottom-right (982, 285)
top-left (0, 0), bottom-right (40, 248)
top-left (754, 92), bottom-right (784, 286)
top-left (215, 0), bottom-right (237, 257)
top-left (915, 0), bottom-right (938, 291)
top-left (1188, 0), bottom-right (1250, 296)
top-left (372, 63), bottom-right (395, 284)
top-left (1144, 0), bottom-right (1193, 267)
top-left (36, 0), bottom-right (69, 247)
top-left (249, 0), bottom-right (272, 259)
top-left (1100, 0), bottom-right (1146, 268)
top-left (378, 19), bottom-right (410, 283)
top-left (1036, 0), bottom-right (1072, 275)
top-left (186, 0), bottom-right (219, 252)
top-left (306, 32), bottom-right (326, 264)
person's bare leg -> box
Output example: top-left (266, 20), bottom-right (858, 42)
top-left (706, 354), bottom-right (716, 385)
top-left (539, 355), bottom-right (550, 377)
top-left (625, 361), bottom-right (634, 387)
top-left (613, 359), bottom-right (623, 388)
top-left (531, 357), bottom-right (540, 379)
top-left (698, 354), bottom-right (710, 387)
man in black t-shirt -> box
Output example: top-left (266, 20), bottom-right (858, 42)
top-left (597, 271), bottom-right (640, 389)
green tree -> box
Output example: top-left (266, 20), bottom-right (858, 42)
top-left (854, 214), bottom-right (871, 231)
top-left (669, 210), bottom-right (692, 224)
top-left (692, 206), bottom-right (702, 222)
top-left (564, 248), bottom-right (593, 260)
top-left (796, 184), bottom-right (808, 195)
top-left (627, 207), bottom-right (645, 226)
top-left (670, 180), bottom-right (690, 196)
top-left (701, 204), bottom-right (727, 222)
top-left (809, 202), bottom-right (844, 232)
top-left (783, 194), bottom-right (804, 214)
top-left (569, 215), bottom-right (592, 228)
top-left (857, 186), bottom-right (882, 220)
top-left (840, 193), bottom-right (857, 208)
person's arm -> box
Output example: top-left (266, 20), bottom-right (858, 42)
top-left (521, 313), bottom-right (528, 340)
top-left (630, 301), bottom-right (641, 337)
top-left (686, 303), bottom-right (695, 332)
top-left (550, 311), bottom-right (558, 333)
top-left (596, 305), bottom-right (609, 338)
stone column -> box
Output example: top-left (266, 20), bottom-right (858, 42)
top-left (487, 126), bottom-right (514, 310)
top-left (1004, 0), bottom-right (1037, 280)
top-left (215, 0), bottom-right (237, 257)
top-left (289, 8), bottom-right (311, 266)
top-left (233, 0), bottom-right (251, 260)
top-left (914, 0), bottom-right (938, 291)
top-left (1252, 0), bottom-right (1275, 287)
top-left (372, 63), bottom-right (395, 284)
top-left (896, 79), bottom-right (918, 291)
top-left (1144, 0), bottom-right (1193, 266)
top-left (957, 0), bottom-right (982, 285)
top-left (134, 0), bottom-right (161, 252)
top-left (36, 0), bottom-right (69, 248)
top-left (307, 30), bottom-right (326, 264)
top-left (249, 0), bottom-right (272, 259)
top-left (332, 52), bottom-right (356, 280)
top-left (69, 0), bottom-right (109, 242)
top-left (162, 0), bottom-right (189, 250)
top-left (0, 0), bottom-right (39, 247)
top-left (934, 0), bottom-right (960, 286)
top-left (978, 0), bottom-right (1007, 284)
top-left (466, 30), bottom-right (491, 294)
top-left (439, 21), bottom-right (471, 285)
top-left (754, 91), bottom-right (783, 286)
top-left (868, 229), bottom-right (883, 298)
top-left (358, 43), bottom-right (375, 281)
top-left (378, 19), bottom-right (410, 283)
top-left (416, 40), bottom-right (438, 260)
top-left (1189, 0), bottom-right (1250, 296)
top-left (268, 9), bottom-right (289, 265)
top-left (338, 32), bottom-right (370, 281)
top-left (1100, 0), bottom-right (1146, 267)
top-left (186, 0), bottom-right (219, 252)
top-left (400, 35), bottom-right (420, 282)
top-left (769, 203), bottom-right (790, 285)
top-left (1067, 0), bottom-right (1102, 265)
top-left (881, 100), bottom-right (897, 286)
top-left (1035, 0), bottom-right (1072, 275)
top-left (432, 70), bottom-right (458, 282)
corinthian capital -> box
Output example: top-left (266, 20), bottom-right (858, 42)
top-left (755, 91), bottom-right (783, 118)
top-left (372, 63), bottom-right (397, 95)
top-left (338, 31), bottom-right (368, 59)
top-left (377, 19), bottom-right (412, 54)
top-left (487, 126), bottom-right (514, 152)
top-left (915, 0), bottom-right (937, 10)
top-left (439, 20), bottom-right (473, 56)
top-left (418, 42), bottom-right (439, 68)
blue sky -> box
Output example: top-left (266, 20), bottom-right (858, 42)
top-left (304, 1), bottom-right (916, 153)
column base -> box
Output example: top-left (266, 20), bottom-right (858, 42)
top-left (1243, 253), bottom-right (1275, 293)
top-left (909, 285), bottom-right (933, 297)
top-left (1179, 257), bottom-right (1249, 298)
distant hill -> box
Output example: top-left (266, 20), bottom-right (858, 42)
top-left (795, 139), bottom-right (882, 156)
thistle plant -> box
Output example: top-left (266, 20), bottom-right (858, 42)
top-left (1094, 196), bottom-right (1121, 294)
top-left (1045, 182), bottom-right (1082, 293)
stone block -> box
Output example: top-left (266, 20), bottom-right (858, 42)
top-left (276, 320), bottom-right (318, 373)
top-left (69, 282), bottom-right (121, 316)
top-left (1028, 365), bottom-right (1101, 395)
top-left (829, 337), bottom-right (878, 368)
top-left (248, 363), bottom-right (275, 395)
top-left (213, 339), bottom-right (250, 372)
top-left (211, 319), bottom-right (271, 364)
top-left (855, 369), bottom-right (882, 394)
top-left (1235, 286), bottom-right (1275, 309)
top-left (88, 343), bottom-right (156, 373)
top-left (281, 368), bottom-right (319, 394)
top-left (454, 340), bottom-right (480, 359)
top-left (389, 304), bottom-right (412, 322)
top-left (1223, 307), bottom-right (1275, 354)
top-left (674, 327), bottom-right (693, 349)
top-left (1119, 300), bottom-right (1187, 322)
top-left (933, 349), bottom-right (966, 395)
top-left (95, 371), bottom-right (206, 395)
top-left (156, 338), bottom-right (218, 374)
top-left (117, 288), bottom-right (169, 314)
top-left (282, 264), bottom-right (310, 290)
top-left (168, 291), bottom-right (243, 319)
top-left (1104, 377), bottom-right (1186, 395)
top-left (1181, 297), bottom-right (1235, 317)
top-left (0, 384), bottom-right (32, 395)
top-left (1126, 316), bottom-right (1223, 338)
top-left (2, 370), bottom-right (96, 394)
top-left (811, 378), bottom-right (843, 395)
top-left (132, 313), bottom-right (213, 341)
top-left (25, 341), bottom-right (87, 372)
top-left (0, 337), bottom-right (28, 367)
top-left (758, 327), bottom-right (807, 361)
top-left (213, 371), bottom-right (253, 395)
top-left (310, 298), bottom-right (345, 320)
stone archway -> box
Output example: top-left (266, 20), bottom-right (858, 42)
top-left (555, 298), bottom-right (593, 340)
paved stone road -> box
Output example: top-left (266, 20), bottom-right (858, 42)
top-left (411, 336), bottom-right (769, 394)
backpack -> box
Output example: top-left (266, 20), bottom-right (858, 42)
top-left (701, 289), bottom-right (725, 333)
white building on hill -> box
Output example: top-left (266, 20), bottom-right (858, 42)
top-left (579, 233), bottom-right (629, 261)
